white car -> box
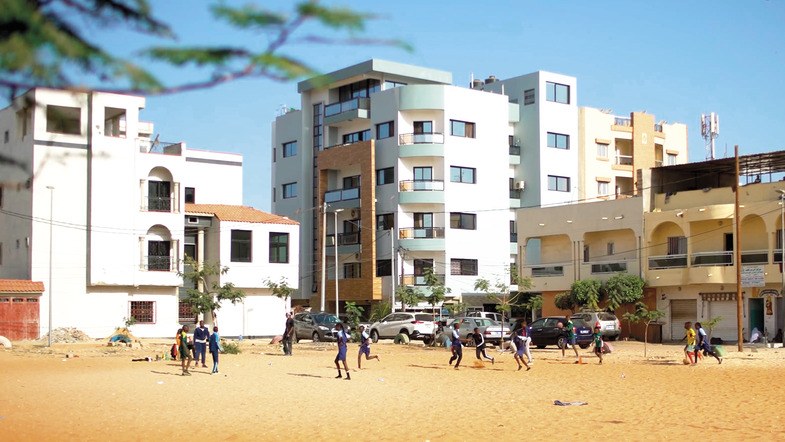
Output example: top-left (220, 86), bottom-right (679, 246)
top-left (369, 312), bottom-right (437, 344)
top-left (466, 311), bottom-right (503, 322)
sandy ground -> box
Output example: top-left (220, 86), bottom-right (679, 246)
top-left (0, 338), bottom-right (783, 441)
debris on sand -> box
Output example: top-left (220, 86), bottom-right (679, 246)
top-left (40, 327), bottom-right (91, 344)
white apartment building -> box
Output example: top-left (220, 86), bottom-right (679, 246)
top-left (271, 60), bottom-right (580, 312)
top-left (578, 107), bottom-right (688, 201)
top-left (0, 88), bottom-right (297, 338)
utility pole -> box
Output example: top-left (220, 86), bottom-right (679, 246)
top-left (734, 145), bottom-right (743, 352)
top-left (320, 202), bottom-right (326, 311)
top-left (47, 186), bottom-right (54, 347)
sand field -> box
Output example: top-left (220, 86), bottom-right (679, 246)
top-left (0, 338), bottom-right (782, 441)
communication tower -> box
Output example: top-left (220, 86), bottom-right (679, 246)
top-left (700, 113), bottom-right (719, 160)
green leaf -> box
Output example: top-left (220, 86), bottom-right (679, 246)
top-left (296, 1), bottom-right (371, 30)
top-left (146, 47), bottom-right (248, 67)
top-left (251, 53), bottom-right (315, 79)
top-left (211, 4), bottom-right (287, 28)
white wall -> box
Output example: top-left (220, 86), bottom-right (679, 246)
top-left (184, 148), bottom-right (243, 204)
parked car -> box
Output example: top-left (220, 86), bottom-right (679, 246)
top-left (369, 312), bottom-right (437, 344)
top-left (293, 311), bottom-right (345, 342)
top-left (571, 311), bottom-right (621, 340)
top-left (528, 316), bottom-right (593, 349)
top-left (444, 317), bottom-right (500, 346)
top-left (466, 311), bottom-right (503, 322)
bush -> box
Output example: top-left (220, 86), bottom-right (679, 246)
top-left (221, 340), bottom-right (241, 354)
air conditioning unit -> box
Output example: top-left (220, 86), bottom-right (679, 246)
top-left (514, 180), bottom-right (526, 190)
top-left (350, 209), bottom-right (360, 218)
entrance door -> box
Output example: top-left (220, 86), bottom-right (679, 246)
top-left (749, 298), bottom-right (764, 339)
top-left (0, 296), bottom-right (40, 340)
top-left (709, 301), bottom-right (738, 342)
top-left (670, 299), bottom-right (697, 340)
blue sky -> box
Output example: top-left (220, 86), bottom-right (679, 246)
top-left (38, 1), bottom-right (785, 210)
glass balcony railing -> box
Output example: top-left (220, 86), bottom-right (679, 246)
top-left (615, 154), bottom-right (633, 166)
top-left (509, 189), bottom-right (522, 199)
top-left (528, 266), bottom-right (564, 277)
top-left (614, 117), bottom-right (632, 127)
top-left (399, 227), bottom-right (445, 239)
top-left (648, 254), bottom-right (688, 269)
top-left (691, 251), bottom-right (733, 266)
top-left (138, 138), bottom-right (182, 155)
top-left (590, 261), bottom-right (628, 274)
top-left (510, 233), bottom-right (518, 243)
top-left (324, 187), bottom-right (360, 203)
top-left (741, 250), bottom-right (769, 264)
top-left (324, 97), bottom-right (370, 117)
top-left (399, 180), bottom-right (444, 192)
top-left (654, 123), bottom-right (664, 132)
top-left (398, 132), bottom-right (445, 145)
top-left (509, 145), bottom-right (521, 155)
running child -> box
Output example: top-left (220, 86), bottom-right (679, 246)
top-left (512, 328), bottom-right (531, 371)
top-left (448, 321), bottom-right (463, 369)
top-left (683, 321), bottom-right (696, 365)
top-left (694, 322), bottom-right (722, 364)
top-left (357, 325), bottom-right (380, 369)
top-left (208, 325), bottom-right (222, 374)
top-left (471, 327), bottom-right (494, 365)
top-left (334, 323), bottom-right (351, 380)
top-left (592, 325), bottom-right (604, 364)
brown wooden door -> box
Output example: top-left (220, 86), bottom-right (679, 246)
top-left (0, 296), bottom-right (40, 340)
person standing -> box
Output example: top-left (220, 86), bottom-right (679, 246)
top-left (518, 322), bottom-right (533, 365)
top-left (357, 325), bottom-right (380, 369)
top-left (694, 322), bottom-right (722, 364)
top-left (592, 325), bottom-right (604, 364)
top-left (334, 323), bottom-right (351, 380)
top-left (282, 312), bottom-right (295, 356)
top-left (208, 325), bottom-right (222, 374)
top-left (471, 327), bottom-right (494, 365)
top-left (559, 319), bottom-right (580, 362)
top-left (512, 328), bottom-right (531, 371)
top-left (193, 320), bottom-right (209, 368)
top-left (179, 325), bottom-right (193, 376)
top-left (448, 322), bottom-right (463, 369)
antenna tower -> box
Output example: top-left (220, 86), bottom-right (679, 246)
top-left (700, 113), bottom-right (719, 160)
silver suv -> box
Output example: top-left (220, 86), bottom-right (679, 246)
top-left (570, 311), bottom-right (621, 340)
top-left (369, 312), bottom-right (436, 344)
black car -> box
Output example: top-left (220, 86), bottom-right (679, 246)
top-left (527, 316), bottom-right (593, 349)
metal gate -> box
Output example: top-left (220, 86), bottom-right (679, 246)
top-left (0, 296), bottom-right (40, 340)
top-left (708, 301), bottom-right (738, 342)
top-left (670, 299), bottom-right (697, 340)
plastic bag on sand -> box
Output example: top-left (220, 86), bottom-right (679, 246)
top-left (554, 400), bottom-right (588, 406)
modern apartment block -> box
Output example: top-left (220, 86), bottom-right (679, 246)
top-left (272, 60), bottom-right (583, 312)
top-left (578, 107), bottom-right (688, 201)
top-left (519, 152), bottom-right (785, 342)
top-left (0, 88), bottom-right (297, 338)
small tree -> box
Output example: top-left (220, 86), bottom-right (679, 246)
top-left (369, 300), bottom-right (391, 323)
top-left (523, 294), bottom-right (543, 321)
top-left (622, 303), bottom-right (665, 357)
top-left (396, 285), bottom-right (424, 311)
top-left (179, 256), bottom-right (245, 325)
top-left (344, 302), bottom-right (364, 341)
top-left (704, 316), bottom-right (723, 340)
top-left (445, 301), bottom-right (466, 317)
top-left (605, 273), bottom-right (645, 311)
top-left (570, 279), bottom-right (602, 311)
top-left (423, 267), bottom-right (450, 322)
top-left (265, 277), bottom-right (294, 313)
top-left (554, 292), bottom-right (578, 313)
top-left (474, 272), bottom-right (532, 335)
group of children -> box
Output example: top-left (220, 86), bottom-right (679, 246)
top-left (174, 321), bottom-right (223, 376)
top-left (332, 323), bottom-right (381, 380)
top-left (682, 321), bottom-right (723, 365)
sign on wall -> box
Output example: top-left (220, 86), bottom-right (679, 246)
top-left (741, 265), bottom-right (765, 288)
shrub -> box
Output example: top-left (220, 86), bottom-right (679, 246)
top-left (221, 340), bottom-right (241, 354)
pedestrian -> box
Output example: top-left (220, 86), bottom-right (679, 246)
top-left (209, 325), bottom-right (222, 374)
top-left (448, 321), bottom-right (463, 369)
top-left (694, 322), bottom-right (722, 364)
top-left (179, 325), bottom-right (193, 375)
top-left (357, 325), bottom-right (380, 369)
top-left (471, 327), bottom-right (494, 365)
top-left (282, 312), bottom-right (295, 356)
top-left (173, 327), bottom-right (182, 360)
top-left (683, 321), bottom-right (696, 365)
top-left (512, 328), bottom-right (531, 371)
top-left (558, 319), bottom-right (580, 363)
top-left (193, 320), bottom-right (209, 368)
top-left (334, 323), bottom-right (351, 380)
top-left (592, 325), bottom-right (604, 364)
top-left (518, 322), bottom-right (533, 365)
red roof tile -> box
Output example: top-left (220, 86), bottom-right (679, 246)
top-left (185, 204), bottom-right (298, 225)
top-left (0, 279), bottom-right (45, 293)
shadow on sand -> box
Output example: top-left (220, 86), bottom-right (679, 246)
top-left (287, 372), bottom-right (330, 379)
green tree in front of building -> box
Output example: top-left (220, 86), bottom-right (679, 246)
top-left (179, 256), bottom-right (245, 325)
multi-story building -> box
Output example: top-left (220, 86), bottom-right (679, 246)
top-left (272, 60), bottom-right (585, 312)
top-left (518, 151), bottom-right (785, 343)
top-left (0, 88), bottom-right (297, 338)
top-left (578, 107), bottom-right (688, 201)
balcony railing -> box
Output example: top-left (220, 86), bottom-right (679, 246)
top-left (614, 117), bottom-right (632, 127)
top-left (741, 250), bottom-right (769, 264)
top-left (329, 232), bottom-right (360, 246)
top-left (775, 249), bottom-right (783, 264)
top-left (528, 266), bottom-right (564, 277)
top-left (324, 97), bottom-right (370, 117)
top-left (590, 261), bottom-right (628, 274)
top-left (615, 154), bottom-right (633, 166)
top-left (144, 196), bottom-right (172, 212)
top-left (509, 145), bottom-right (521, 155)
top-left (398, 132), bottom-right (445, 145)
top-left (399, 180), bottom-right (444, 192)
top-left (324, 139), bottom-right (367, 150)
top-left (509, 189), bottom-right (522, 199)
top-left (399, 227), bottom-right (445, 239)
top-left (401, 273), bottom-right (445, 286)
top-left (691, 251), bottom-right (733, 267)
top-left (510, 232), bottom-right (518, 243)
top-left (138, 138), bottom-right (182, 155)
top-left (143, 255), bottom-right (174, 272)
top-left (654, 123), bottom-right (664, 132)
top-left (648, 254), bottom-right (688, 269)
top-left (324, 187), bottom-right (360, 203)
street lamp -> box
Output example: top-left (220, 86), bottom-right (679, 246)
top-left (333, 208), bottom-right (344, 315)
top-left (777, 189), bottom-right (785, 295)
top-left (46, 186), bottom-right (54, 347)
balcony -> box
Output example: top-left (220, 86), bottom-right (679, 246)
top-left (614, 117), bottom-right (632, 127)
top-left (589, 261), bottom-right (628, 274)
top-left (742, 250), bottom-right (769, 264)
top-left (401, 273), bottom-right (445, 286)
top-left (399, 180), bottom-right (445, 204)
top-left (323, 98), bottom-right (370, 126)
top-left (615, 154), bottom-right (633, 166)
top-left (654, 123), bottom-right (664, 132)
top-left (400, 180), bottom-right (444, 192)
top-left (691, 251), bottom-right (733, 267)
top-left (398, 133), bottom-right (444, 158)
top-left (398, 227), bottom-right (445, 251)
top-left (138, 138), bottom-right (182, 155)
top-left (509, 145), bottom-right (521, 156)
top-left (399, 227), bottom-right (444, 239)
top-left (324, 187), bottom-right (360, 203)
top-left (142, 196), bottom-right (173, 213)
top-left (648, 254), bottom-right (688, 269)
top-left (510, 232), bottom-right (518, 243)
top-left (529, 266), bottom-right (564, 277)
top-left (143, 255), bottom-right (175, 272)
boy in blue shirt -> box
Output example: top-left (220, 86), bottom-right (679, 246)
top-left (357, 325), bottom-right (380, 369)
top-left (208, 325), bottom-right (222, 374)
top-left (334, 323), bottom-right (351, 380)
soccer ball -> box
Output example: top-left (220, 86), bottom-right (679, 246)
top-left (682, 358), bottom-right (690, 365)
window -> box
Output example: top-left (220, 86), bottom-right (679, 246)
top-left (46, 105), bottom-right (81, 135)
top-left (376, 167), bottom-right (394, 185)
top-left (344, 262), bottom-right (361, 278)
top-left (383, 80), bottom-right (406, 89)
top-left (547, 132), bottom-right (569, 149)
top-left (667, 153), bottom-right (678, 166)
top-left (597, 181), bottom-right (609, 196)
top-left (451, 259), bottom-right (478, 276)
top-left (413, 167), bottom-right (432, 181)
top-left (343, 175), bottom-right (361, 188)
top-left (545, 81), bottom-right (570, 104)
top-left (103, 107), bottom-right (126, 137)
top-left (547, 175), bottom-right (570, 192)
top-left (376, 259), bottom-right (392, 277)
top-left (184, 187), bottom-right (195, 204)
top-left (313, 103), bottom-right (323, 150)
top-left (338, 79), bottom-right (380, 101)
top-left (147, 240), bottom-right (171, 271)
top-left (282, 182), bottom-right (297, 199)
top-left (130, 301), bottom-right (155, 324)
top-left (376, 213), bottom-right (394, 230)
top-left (178, 301), bottom-right (196, 323)
top-left (667, 236), bottom-right (687, 255)
top-left (509, 220), bottom-right (517, 243)
top-left (450, 120), bottom-right (475, 138)
top-left (450, 166), bottom-right (476, 184)
top-left (283, 141), bottom-right (297, 157)
top-left (450, 212), bottom-right (476, 230)
top-left (607, 242), bottom-right (615, 256)
top-left (3, 130), bottom-right (8, 143)
top-left (231, 230), bottom-right (252, 262)
top-left (414, 121), bottom-right (433, 134)
top-left (376, 121), bottom-right (394, 139)
top-left (583, 245), bottom-right (590, 262)
top-left (342, 129), bottom-right (371, 144)
top-left (524, 89), bottom-right (535, 105)
top-left (0, 242), bottom-right (3, 266)
top-left (17, 107), bottom-right (30, 137)
top-left (269, 232), bottom-right (289, 263)
top-left (597, 143), bottom-right (608, 158)
top-left (414, 213), bottom-right (433, 228)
